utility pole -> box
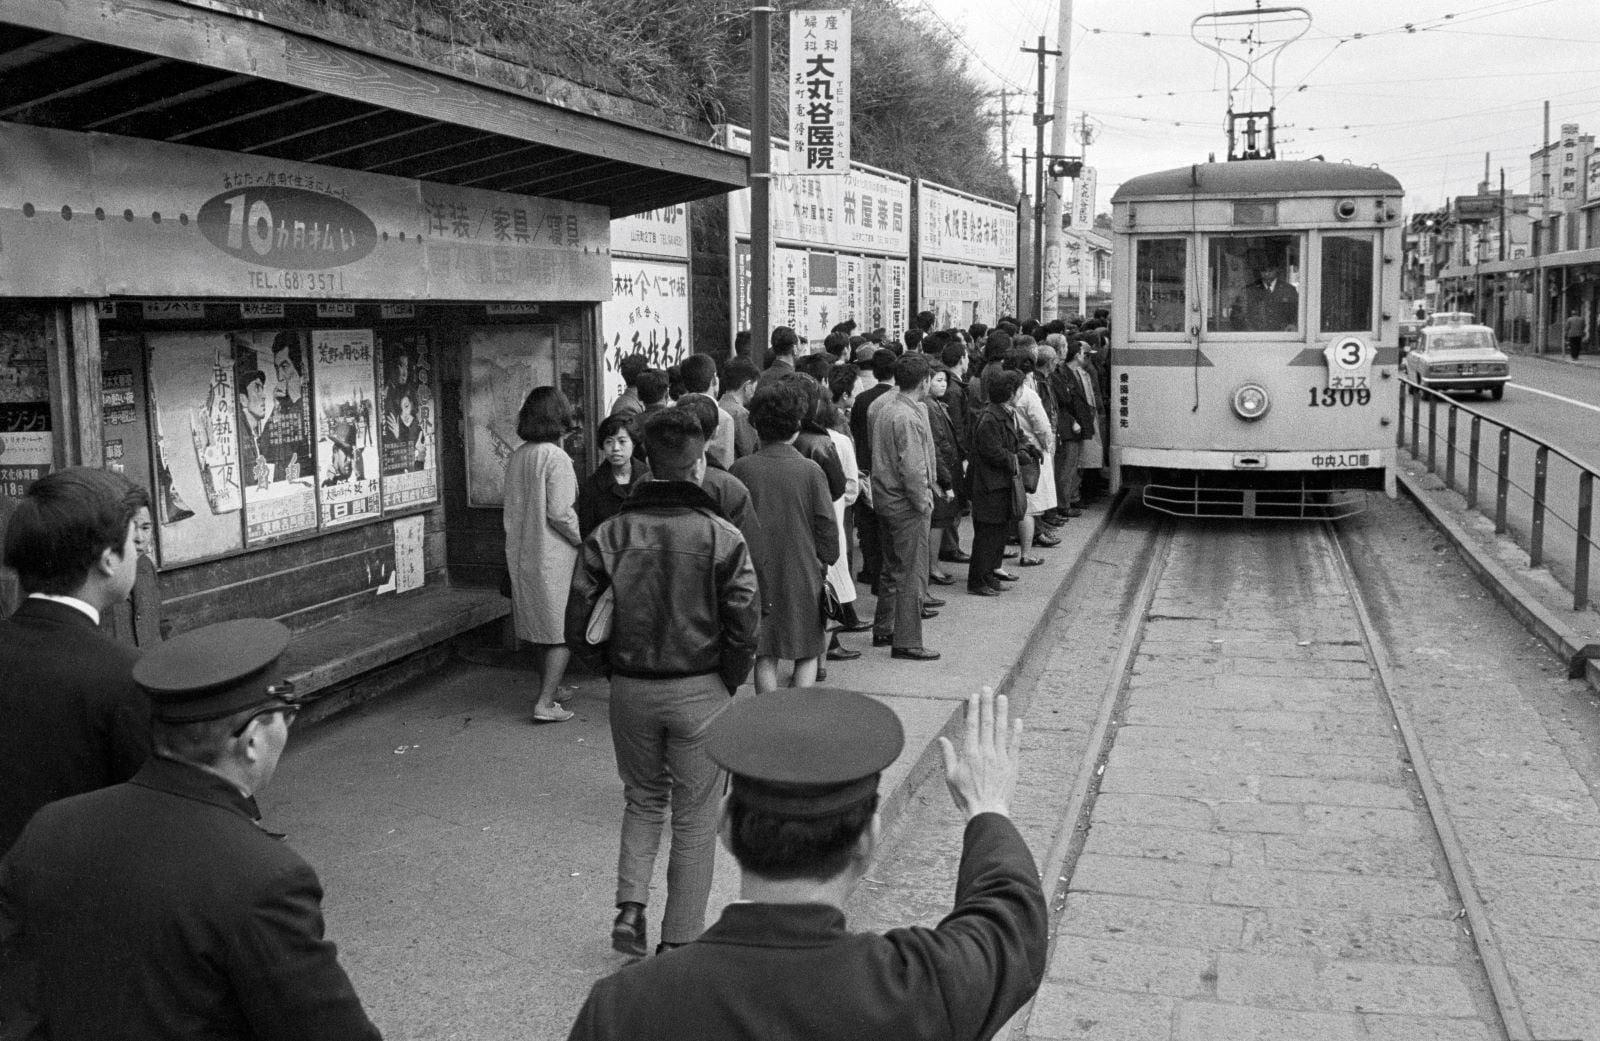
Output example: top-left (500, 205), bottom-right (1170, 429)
top-left (1074, 111), bottom-right (1096, 319)
top-left (1041, 0), bottom-right (1073, 321)
top-left (1021, 35), bottom-right (1059, 318)
top-left (999, 89), bottom-right (1012, 190)
top-left (749, 6), bottom-right (775, 367)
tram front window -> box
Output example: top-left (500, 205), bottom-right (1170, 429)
top-left (1320, 234), bottom-right (1377, 333)
top-left (1208, 235), bottom-right (1300, 333)
top-left (1134, 238), bottom-right (1187, 333)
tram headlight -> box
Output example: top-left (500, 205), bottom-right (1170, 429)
top-left (1231, 383), bottom-right (1271, 421)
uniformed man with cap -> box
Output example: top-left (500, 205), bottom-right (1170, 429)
top-left (0, 619), bottom-right (381, 1041)
top-left (566, 685), bottom-right (1048, 1041)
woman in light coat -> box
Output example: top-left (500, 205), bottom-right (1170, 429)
top-left (504, 386), bottom-right (582, 723)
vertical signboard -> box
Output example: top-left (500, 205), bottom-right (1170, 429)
top-left (789, 10), bottom-right (850, 174)
top-left (600, 260), bottom-right (692, 410)
top-left (236, 330), bottom-right (317, 546)
top-left (775, 248), bottom-right (811, 337)
top-left (311, 329), bottom-right (381, 527)
top-left (100, 334), bottom-right (154, 505)
top-left (1074, 167), bottom-right (1099, 230)
top-left (377, 329), bottom-right (439, 511)
top-left (147, 332), bottom-right (245, 564)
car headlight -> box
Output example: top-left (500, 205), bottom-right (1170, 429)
top-left (1232, 383), bottom-right (1270, 421)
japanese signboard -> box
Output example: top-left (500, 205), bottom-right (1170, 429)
top-left (465, 325), bottom-right (558, 507)
top-left (916, 181), bottom-right (1018, 269)
top-left (311, 330), bottom-right (382, 527)
top-left (146, 333), bottom-right (246, 565)
top-left (0, 123), bottom-right (610, 302)
top-left (775, 248), bottom-right (812, 337)
top-left (920, 260), bottom-right (1001, 329)
top-left (1074, 167), bottom-right (1099, 231)
top-left (789, 10), bottom-right (850, 175)
top-left (601, 260), bottom-right (692, 411)
top-left (377, 329), bottom-right (439, 511)
top-left (234, 330), bottom-right (318, 546)
top-left (611, 205), bottom-right (690, 261)
top-left (723, 126), bottom-right (910, 256)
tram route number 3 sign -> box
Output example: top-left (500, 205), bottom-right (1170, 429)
top-left (1323, 336), bottom-right (1376, 391)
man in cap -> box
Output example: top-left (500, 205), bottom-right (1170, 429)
top-left (567, 409), bottom-right (761, 958)
top-left (566, 685), bottom-right (1047, 1040)
top-left (0, 618), bottom-right (381, 1040)
top-left (1230, 253), bottom-right (1299, 332)
top-left (0, 466), bottom-right (149, 858)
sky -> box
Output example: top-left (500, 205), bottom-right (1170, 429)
top-left (916, 0), bottom-right (1600, 215)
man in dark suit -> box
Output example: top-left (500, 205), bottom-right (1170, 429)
top-left (567, 685), bottom-right (1047, 1041)
top-left (0, 467), bottom-right (149, 857)
top-left (1230, 257), bottom-right (1299, 331)
top-left (0, 618), bottom-right (382, 1040)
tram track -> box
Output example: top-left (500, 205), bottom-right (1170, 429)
top-left (1012, 508), bottom-right (1524, 1040)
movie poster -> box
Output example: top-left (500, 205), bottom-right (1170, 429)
top-left (310, 329), bottom-right (381, 527)
top-left (465, 324), bottom-right (557, 507)
top-left (233, 329), bottom-right (318, 546)
top-left (146, 332), bottom-right (245, 564)
top-left (376, 329), bottom-right (438, 511)
top-left (0, 308), bottom-right (55, 501)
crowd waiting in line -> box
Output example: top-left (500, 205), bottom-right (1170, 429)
top-left (0, 306), bottom-right (1110, 1038)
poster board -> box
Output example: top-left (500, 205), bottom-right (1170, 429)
top-left (146, 332), bottom-right (245, 564)
top-left (376, 329), bottom-right (439, 511)
top-left (465, 325), bottom-right (558, 507)
top-left (233, 329), bottom-right (318, 546)
top-left (600, 260), bottom-right (692, 412)
top-left (0, 308), bottom-right (55, 500)
top-left (311, 329), bottom-right (382, 527)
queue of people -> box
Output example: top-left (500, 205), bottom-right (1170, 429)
top-left (0, 308), bottom-right (1109, 1037)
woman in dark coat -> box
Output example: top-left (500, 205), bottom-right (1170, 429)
top-left (787, 373), bottom-right (848, 502)
top-left (968, 369), bottom-right (1026, 596)
top-left (729, 380), bottom-right (840, 695)
top-left (577, 414), bottom-right (649, 538)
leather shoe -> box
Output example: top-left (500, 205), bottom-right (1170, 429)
top-left (938, 550), bottom-right (972, 563)
top-left (832, 619), bottom-right (873, 633)
top-left (612, 903), bottom-right (647, 958)
top-left (1065, 507), bottom-right (1084, 517)
top-left (967, 586), bottom-right (1001, 597)
top-left (921, 607), bottom-right (940, 619)
top-left (891, 646), bottom-right (941, 661)
top-left (872, 633), bottom-right (894, 647)
top-left (827, 645), bottom-right (862, 661)
top-left (991, 569), bottom-right (1019, 582)
top-left (656, 942), bottom-right (685, 955)
top-left (928, 571), bottom-right (955, 586)
top-left (1002, 548), bottom-right (1019, 559)
top-left (1033, 533), bottom-right (1061, 548)
top-left (923, 596), bottom-right (947, 608)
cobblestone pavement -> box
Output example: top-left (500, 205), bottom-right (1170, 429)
top-left (853, 494), bottom-right (1600, 1040)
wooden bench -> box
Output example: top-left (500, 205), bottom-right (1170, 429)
top-left (281, 584), bottom-right (509, 726)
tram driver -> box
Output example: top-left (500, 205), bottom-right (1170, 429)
top-left (1230, 252), bottom-right (1299, 332)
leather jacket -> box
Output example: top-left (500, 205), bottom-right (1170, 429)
top-left (566, 479), bottom-right (760, 693)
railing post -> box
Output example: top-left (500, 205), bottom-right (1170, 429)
top-left (1445, 406), bottom-right (1458, 491)
top-left (1494, 428), bottom-right (1510, 534)
top-left (1410, 385), bottom-right (1421, 455)
top-left (1577, 471), bottom-right (1594, 612)
top-left (1530, 445), bottom-right (1549, 568)
top-left (1466, 416), bottom-right (1481, 510)
top-left (1426, 394), bottom-right (1438, 472)
top-left (1396, 381), bottom-right (1407, 449)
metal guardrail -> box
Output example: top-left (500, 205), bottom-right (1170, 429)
top-left (1398, 376), bottom-right (1598, 611)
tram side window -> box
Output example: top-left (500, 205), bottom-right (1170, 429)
top-left (1134, 238), bottom-right (1186, 333)
top-left (1207, 235), bottom-right (1300, 333)
top-left (1320, 234), bottom-right (1376, 333)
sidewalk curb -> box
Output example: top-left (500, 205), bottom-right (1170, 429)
top-left (871, 500), bottom-right (1123, 854)
top-left (1396, 469), bottom-right (1600, 690)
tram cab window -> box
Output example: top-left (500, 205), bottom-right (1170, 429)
top-left (1319, 234), bottom-right (1377, 333)
top-left (1207, 235), bottom-right (1300, 333)
top-left (1133, 238), bottom-right (1187, 333)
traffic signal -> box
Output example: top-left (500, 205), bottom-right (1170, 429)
top-left (1048, 158), bottom-right (1083, 179)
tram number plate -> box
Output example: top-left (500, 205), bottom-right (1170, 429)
top-left (1327, 373), bottom-right (1369, 390)
top-left (1308, 387), bottom-right (1372, 407)
top-left (1311, 452), bottom-right (1372, 469)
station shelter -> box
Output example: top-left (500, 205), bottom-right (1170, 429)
top-left (0, 1), bottom-right (745, 708)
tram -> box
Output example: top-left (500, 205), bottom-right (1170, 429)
top-left (1107, 160), bottom-right (1405, 519)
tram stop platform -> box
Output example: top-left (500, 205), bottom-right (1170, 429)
top-left (260, 501), bottom-right (1117, 1039)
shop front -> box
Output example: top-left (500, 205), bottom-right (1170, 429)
top-left (0, 1), bottom-right (744, 657)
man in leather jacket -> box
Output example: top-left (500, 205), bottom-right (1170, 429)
top-left (566, 409), bottom-right (761, 959)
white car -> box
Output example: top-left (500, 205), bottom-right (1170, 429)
top-left (1404, 322), bottom-right (1510, 400)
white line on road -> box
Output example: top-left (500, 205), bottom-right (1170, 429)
top-left (1506, 382), bottom-right (1600, 415)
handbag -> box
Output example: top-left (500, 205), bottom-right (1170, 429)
top-left (820, 574), bottom-right (844, 624)
top-left (1018, 451), bottom-right (1041, 495)
top-left (584, 585), bottom-right (615, 644)
top-left (1009, 472), bottom-right (1029, 518)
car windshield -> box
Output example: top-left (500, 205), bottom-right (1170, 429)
top-left (1424, 329), bottom-right (1496, 351)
